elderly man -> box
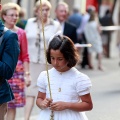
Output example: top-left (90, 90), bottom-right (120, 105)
top-left (55, 1), bottom-right (78, 44)
top-left (0, 0), bottom-right (20, 119)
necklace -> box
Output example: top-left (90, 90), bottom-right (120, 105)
top-left (58, 88), bottom-right (61, 92)
top-left (58, 72), bottom-right (63, 92)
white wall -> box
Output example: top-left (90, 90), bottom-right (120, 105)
top-left (21, 0), bottom-right (34, 19)
top-left (2, 0), bottom-right (86, 19)
top-left (74, 0), bottom-right (86, 14)
top-left (1, 0), bottom-right (12, 4)
top-left (50, 0), bottom-right (57, 18)
top-left (113, 0), bottom-right (119, 24)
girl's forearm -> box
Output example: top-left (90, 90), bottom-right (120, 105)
top-left (65, 102), bottom-right (93, 112)
top-left (36, 98), bottom-right (44, 109)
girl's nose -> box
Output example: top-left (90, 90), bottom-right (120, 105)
top-left (54, 60), bottom-right (58, 65)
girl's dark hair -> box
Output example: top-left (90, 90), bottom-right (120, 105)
top-left (46, 35), bottom-right (80, 68)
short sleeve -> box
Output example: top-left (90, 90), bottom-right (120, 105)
top-left (37, 71), bottom-right (46, 93)
top-left (76, 74), bottom-right (92, 96)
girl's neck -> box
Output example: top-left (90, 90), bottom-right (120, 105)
top-left (58, 67), bottom-right (71, 73)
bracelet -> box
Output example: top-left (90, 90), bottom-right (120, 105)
top-left (25, 71), bottom-right (30, 75)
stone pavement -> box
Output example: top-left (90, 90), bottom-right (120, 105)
top-left (84, 33), bottom-right (120, 120)
top-left (16, 32), bottom-right (120, 120)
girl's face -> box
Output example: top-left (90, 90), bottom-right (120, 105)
top-left (50, 49), bottom-right (70, 72)
top-left (3, 9), bottom-right (19, 26)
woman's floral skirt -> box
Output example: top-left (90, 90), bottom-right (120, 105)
top-left (8, 60), bottom-right (25, 108)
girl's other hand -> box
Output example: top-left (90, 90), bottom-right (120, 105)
top-left (50, 101), bottom-right (67, 111)
top-left (41, 98), bottom-right (53, 109)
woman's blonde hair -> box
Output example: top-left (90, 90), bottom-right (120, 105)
top-left (34, 0), bottom-right (52, 13)
top-left (1, 2), bottom-right (21, 22)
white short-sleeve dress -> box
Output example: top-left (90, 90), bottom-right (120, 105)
top-left (37, 67), bottom-right (92, 120)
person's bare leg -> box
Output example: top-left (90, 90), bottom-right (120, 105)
top-left (98, 53), bottom-right (103, 70)
top-left (6, 108), bottom-right (16, 120)
top-left (88, 53), bottom-right (94, 69)
top-left (25, 96), bottom-right (35, 120)
top-left (103, 44), bottom-right (108, 57)
top-left (0, 103), bottom-right (7, 120)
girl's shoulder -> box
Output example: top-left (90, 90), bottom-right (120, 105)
top-left (39, 68), bottom-right (54, 78)
top-left (71, 68), bottom-right (92, 89)
top-left (72, 67), bottom-right (90, 81)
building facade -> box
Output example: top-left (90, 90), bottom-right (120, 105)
top-left (1, 0), bottom-right (87, 19)
top-left (1, 0), bottom-right (119, 24)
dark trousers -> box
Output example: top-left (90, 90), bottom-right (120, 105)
top-left (80, 33), bottom-right (89, 68)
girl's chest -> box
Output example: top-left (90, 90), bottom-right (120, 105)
top-left (45, 77), bottom-right (77, 97)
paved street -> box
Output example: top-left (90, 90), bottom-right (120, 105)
top-left (16, 33), bottom-right (120, 120)
top-left (85, 33), bottom-right (120, 120)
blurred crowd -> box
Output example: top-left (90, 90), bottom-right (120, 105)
top-left (0, 0), bottom-right (120, 120)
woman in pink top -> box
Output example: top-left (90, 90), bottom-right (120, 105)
top-left (1, 3), bottom-right (31, 120)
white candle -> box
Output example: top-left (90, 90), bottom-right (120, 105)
top-left (75, 43), bottom-right (92, 48)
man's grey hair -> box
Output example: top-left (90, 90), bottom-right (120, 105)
top-left (56, 1), bottom-right (69, 12)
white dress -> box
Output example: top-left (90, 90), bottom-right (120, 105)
top-left (37, 67), bottom-right (92, 120)
top-left (84, 21), bottom-right (103, 53)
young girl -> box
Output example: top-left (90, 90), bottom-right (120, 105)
top-left (36, 35), bottom-right (93, 120)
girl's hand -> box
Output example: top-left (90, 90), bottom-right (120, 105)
top-left (41, 98), bottom-right (53, 109)
top-left (50, 101), bottom-right (67, 111)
